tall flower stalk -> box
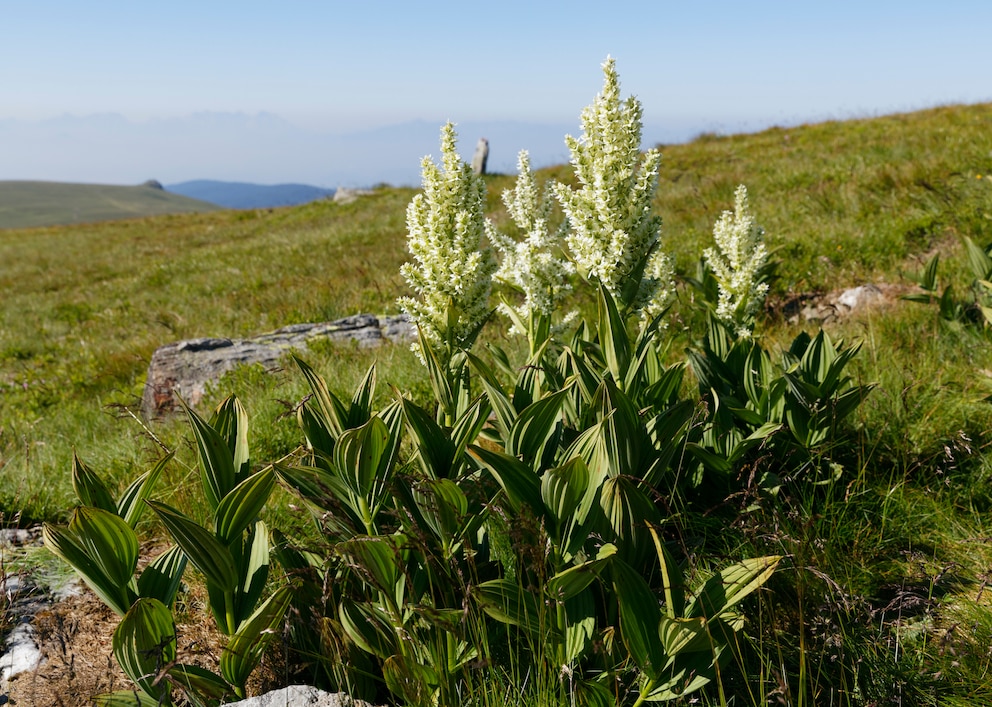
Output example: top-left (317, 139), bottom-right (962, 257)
top-left (488, 150), bottom-right (574, 355)
top-left (704, 184), bottom-right (769, 338)
top-left (553, 56), bottom-right (674, 320)
top-left (398, 122), bottom-right (497, 363)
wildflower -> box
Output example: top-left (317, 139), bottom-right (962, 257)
top-left (488, 150), bottom-right (575, 339)
top-left (398, 122), bottom-right (497, 361)
top-left (553, 56), bottom-right (674, 318)
top-left (703, 185), bottom-right (769, 338)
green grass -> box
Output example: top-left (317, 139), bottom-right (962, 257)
top-left (3, 102), bottom-right (992, 703)
top-left (0, 180), bottom-right (223, 229)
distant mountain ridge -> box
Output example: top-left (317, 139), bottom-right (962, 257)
top-left (0, 180), bottom-right (220, 229)
top-left (166, 180), bottom-right (336, 209)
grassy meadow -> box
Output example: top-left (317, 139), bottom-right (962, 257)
top-left (4, 102), bottom-right (992, 703)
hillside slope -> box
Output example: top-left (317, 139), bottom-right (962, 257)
top-left (0, 180), bottom-right (221, 229)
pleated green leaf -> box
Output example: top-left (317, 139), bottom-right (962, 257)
top-left (117, 453), bottom-right (172, 529)
top-left (148, 501), bottom-right (237, 593)
top-left (70, 452), bottom-right (116, 514)
top-left (210, 396), bottom-right (250, 484)
top-left (181, 398), bottom-right (236, 512)
top-left (339, 598), bottom-right (396, 660)
top-left (136, 545), bottom-right (187, 608)
top-left (220, 585), bottom-right (292, 690)
top-left (687, 555), bottom-right (781, 620)
top-left (43, 520), bottom-right (135, 617)
top-left (167, 664), bottom-right (232, 702)
top-left (91, 691), bottom-right (161, 706)
top-left (236, 521), bottom-right (270, 627)
top-left (69, 506), bottom-right (139, 603)
top-left (112, 597), bottom-right (176, 702)
top-left (548, 543), bottom-right (616, 601)
top-left (469, 444), bottom-right (544, 516)
top-left (612, 558), bottom-right (664, 680)
top-left (213, 466), bottom-right (275, 545)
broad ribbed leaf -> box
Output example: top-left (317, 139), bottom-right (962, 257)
top-left (148, 501), bottom-right (237, 593)
top-left (237, 521), bottom-right (270, 627)
top-left (294, 355), bottom-right (350, 440)
top-left (469, 352), bottom-right (517, 444)
top-left (964, 235), bottom-right (992, 280)
top-left (612, 558), bottom-right (664, 680)
top-left (339, 598), bottom-right (396, 659)
top-left (649, 525), bottom-right (685, 619)
top-left (383, 654), bottom-right (439, 707)
top-left (384, 653), bottom-right (440, 705)
top-left (298, 400), bottom-right (337, 458)
top-left (43, 521), bottom-right (134, 616)
top-left (402, 398), bottom-right (455, 479)
top-left (333, 417), bottom-right (391, 499)
top-left (137, 545), bottom-right (187, 608)
top-left (476, 579), bottom-right (549, 641)
top-left (118, 453), bottom-right (172, 529)
top-left (336, 536), bottom-right (401, 597)
top-left (181, 399), bottom-right (236, 512)
top-left (71, 452), bottom-right (116, 514)
top-left (601, 476), bottom-right (659, 541)
top-left (541, 457), bottom-right (590, 531)
top-left (210, 396), bottom-right (250, 483)
top-left (214, 466), bottom-right (275, 545)
top-left (469, 444), bottom-right (544, 516)
top-left (687, 555), bottom-right (781, 619)
top-left (413, 478), bottom-right (468, 547)
top-left (548, 543), bottom-right (616, 601)
top-left (563, 590), bottom-right (596, 664)
top-left (69, 506), bottom-right (139, 601)
top-left (598, 284), bottom-right (631, 382)
top-left (350, 362), bottom-right (377, 427)
top-left (220, 585), bottom-right (293, 689)
top-left (506, 388), bottom-right (569, 469)
top-left (167, 664), bottom-right (231, 702)
top-left (450, 395), bottom-right (491, 458)
top-left (420, 326), bottom-right (455, 415)
top-left (91, 691), bottom-right (161, 706)
top-left (112, 597), bottom-right (176, 701)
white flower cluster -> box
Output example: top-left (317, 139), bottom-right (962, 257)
top-left (553, 56), bottom-right (674, 317)
top-left (704, 185), bottom-right (769, 338)
top-left (398, 123), bottom-right (497, 357)
top-left (488, 151), bottom-right (575, 334)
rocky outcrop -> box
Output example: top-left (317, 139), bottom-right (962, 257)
top-left (786, 283), bottom-right (913, 324)
top-left (226, 685), bottom-right (378, 707)
top-left (141, 314), bottom-right (416, 419)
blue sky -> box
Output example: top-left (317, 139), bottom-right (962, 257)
top-left (2, 1), bottom-right (990, 186)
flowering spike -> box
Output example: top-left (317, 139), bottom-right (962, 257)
top-left (398, 122), bottom-right (497, 361)
top-left (703, 185), bottom-right (769, 338)
top-left (488, 150), bottom-right (575, 341)
top-left (554, 57), bottom-right (673, 318)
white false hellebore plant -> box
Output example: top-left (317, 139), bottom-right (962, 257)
top-left (488, 150), bottom-right (575, 353)
top-left (398, 122), bottom-right (497, 362)
top-left (704, 184), bottom-right (769, 338)
top-left (553, 56), bottom-right (675, 320)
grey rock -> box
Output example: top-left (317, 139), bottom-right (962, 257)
top-left (794, 283), bottom-right (899, 324)
top-left (472, 137), bottom-right (489, 175)
top-left (141, 314), bottom-right (415, 419)
top-left (225, 685), bottom-right (376, 707)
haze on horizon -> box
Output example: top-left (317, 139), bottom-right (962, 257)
top-left (2, 1), bottom-right (990, 188)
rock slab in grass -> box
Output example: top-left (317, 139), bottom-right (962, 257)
top-left (141, 314), bottom-right (416, 420)
top-left (226, 685), bottom-right (377, 707)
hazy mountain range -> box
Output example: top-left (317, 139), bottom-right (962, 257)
top-left (166, 180), bottom-right (336, 209)
top-left (0, 111), bottom-right (714, 189)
